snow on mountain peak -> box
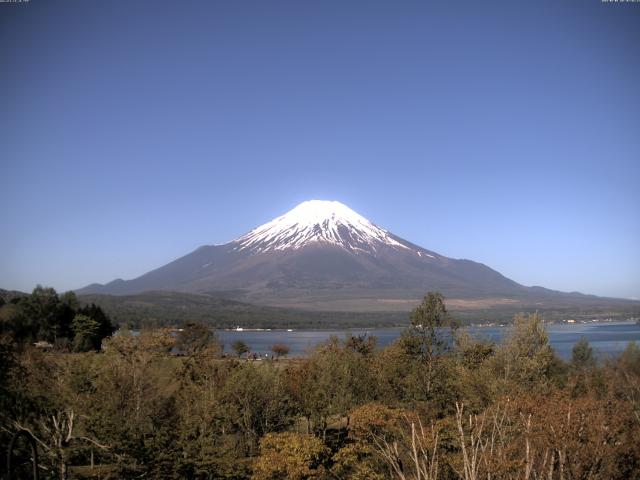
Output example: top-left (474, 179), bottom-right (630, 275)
top-left (234, 200), bottom-right (411, 253)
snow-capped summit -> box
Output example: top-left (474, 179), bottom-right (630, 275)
top-left (234, 200), bottom-right (411, 253)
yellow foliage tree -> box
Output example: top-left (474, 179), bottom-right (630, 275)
top-left (251, 432), bottom-right (329, 480)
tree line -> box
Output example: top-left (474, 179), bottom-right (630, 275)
top-left (0, 286), bottom-right (114, 352)
top-left (0, 292), bottom-right (639, 479)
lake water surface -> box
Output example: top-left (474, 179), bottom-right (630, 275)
top-left (217, 321), bottom-right (640, 360)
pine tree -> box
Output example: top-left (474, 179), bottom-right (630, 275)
top-left (72, 314), bottom-right (100, 351)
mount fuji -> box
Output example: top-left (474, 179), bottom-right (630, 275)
top-left (77, 200), bottom-right (616, 311)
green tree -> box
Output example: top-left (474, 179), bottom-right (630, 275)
top-left (572, 336), bottom-right (596, 370)
top-left (400, 292), bottom-right (457, 395)
top-left (614, 341), bottom-right (640, 427)
top-left (90, 329), bottom-right (180, 477)
top-left (288, 337), bottom-right (378, 438)
top-left (232, 340), bottom-right (250, 358)
top-left (72, 314), bottom-right (101, 352)
top-left (76, 303), bottom-right (115, 345)
top-left (345, 334), bottom-right (376, 356)
top-left (620, 341), bottom-right (640, 376)
top-left (404, 292), bottom-right (457, 360)
top-left (59, 291), bottom-right (79, 310)
top-left (174, 357), bottom-right (247, 478)
top-left (21, 286), bottom-right (74, 344)
top-left (0, 302), bottom-right (28, 342)
top-left (0, 289), bottom-right (112, 349)
top-left (177, 322), bottom-right (222, 357)
top-left (569, 337), bottom-right (596, 397)
top-left (223, 363), bottom-right (296, 455)
top-left (453, 332), bottom-right (498, 412)
top-left (9, 350), bottom-right (115, 479)
top-left (496, 312), bottom-right (556, 388)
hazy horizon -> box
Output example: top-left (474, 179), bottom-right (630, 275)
top-left (1, 1), bottom-right (639, 299)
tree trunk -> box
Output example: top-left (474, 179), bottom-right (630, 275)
top-left (58, 451), bottom-right (68, 480)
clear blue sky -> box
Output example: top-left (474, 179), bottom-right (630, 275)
top-left (1, 0), bottom-right (638, 299)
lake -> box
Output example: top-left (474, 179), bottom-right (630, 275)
top-left (217, 321), bottom-right (640, 360)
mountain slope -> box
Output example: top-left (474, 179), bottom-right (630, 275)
top-left (77, 290), bottom-right (640, 329)
top-left (77, 200), bottom-right (622, 311)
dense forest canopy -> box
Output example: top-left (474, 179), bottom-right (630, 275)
top-left (0, 287), bottom-right (114, 352)
top-left (1, 292), bottom-right (639, 479)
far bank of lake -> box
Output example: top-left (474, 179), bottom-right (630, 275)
top-left (217, 320), bottom-right (640, 360)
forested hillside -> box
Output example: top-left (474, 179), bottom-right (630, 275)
top-left (77, 291), bottom-right (408, 329)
